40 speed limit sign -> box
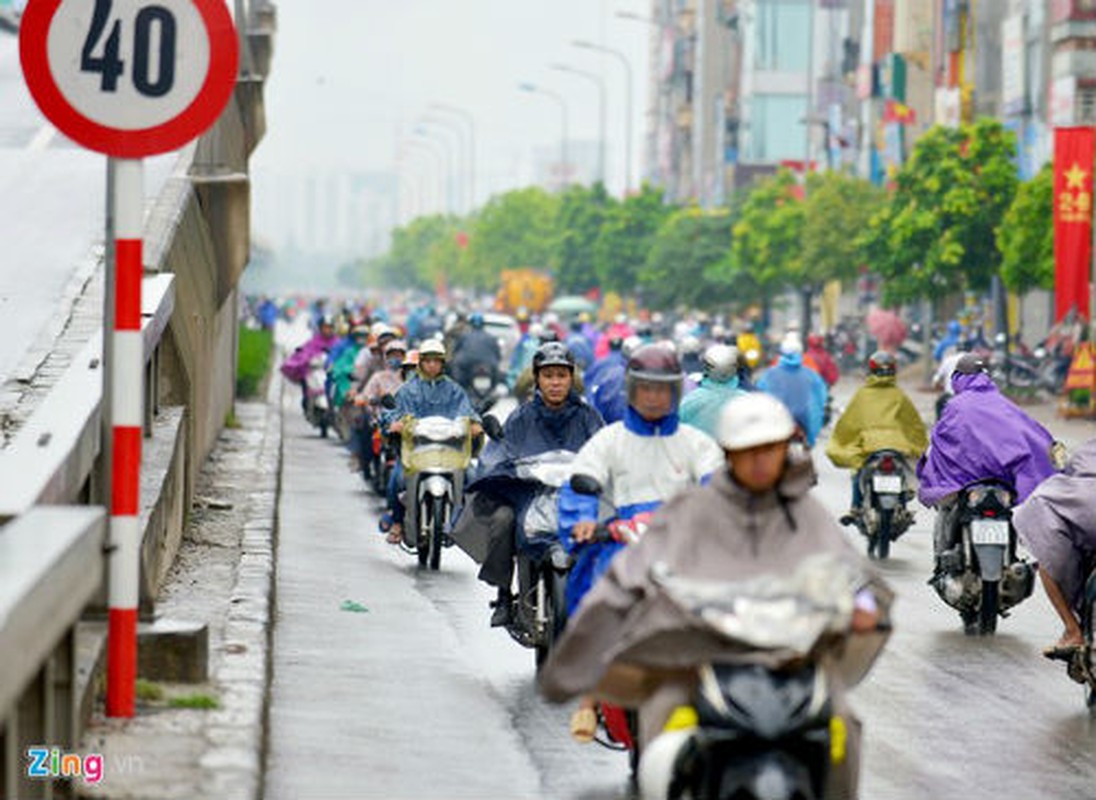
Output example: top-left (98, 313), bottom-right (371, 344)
top-left (19, 0), bottom-right (238, 157)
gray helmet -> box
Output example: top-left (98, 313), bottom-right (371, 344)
top-left (954, 353), bottom-right (988, 375)
top-left (532, 342), bottom-right (575, 373)
top-left (702, 344), bottom-right (740, 381)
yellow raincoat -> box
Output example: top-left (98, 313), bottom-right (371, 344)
top-left (826, 375), bottom-right (928, 470)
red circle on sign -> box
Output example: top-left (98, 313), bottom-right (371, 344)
top-left (19, 0), bottom-right (239, 158)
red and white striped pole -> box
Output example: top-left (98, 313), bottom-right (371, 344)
top-left (106, 157), bottom-right (144, 718)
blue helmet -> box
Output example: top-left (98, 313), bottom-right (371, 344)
top-left (469, 312), bottom-right (485, 329)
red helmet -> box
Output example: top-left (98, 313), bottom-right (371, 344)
top-left (807, 333), bottom-right (825, 349)
top-left (868, 350), bottom-right (897, 377)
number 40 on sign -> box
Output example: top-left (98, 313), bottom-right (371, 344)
top-left (19, 0), bottom-right (238, 158)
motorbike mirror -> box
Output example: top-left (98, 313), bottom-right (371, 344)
top-left (569, 474), bottom-right (603, 496)
top-left (482, 415), bottom-right (504, 440)
top-left (380, 394), bottom-right (397, 410)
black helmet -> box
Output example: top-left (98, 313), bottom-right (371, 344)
top-left (954, 353), bottom-right (988, 375)
top-left (533, 342), bottom-right (575, 373)
top-left (868, 350), bottom-right (897, 377)
top-left (626, 344), bottom-right (684, 409)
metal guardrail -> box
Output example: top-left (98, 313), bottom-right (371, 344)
top-left (0, 273), bottom-right (174, 521)
top-left (0, 506), bottom-right (106, 799)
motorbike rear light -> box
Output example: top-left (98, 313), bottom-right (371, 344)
top-left (879, 456), bottom-right (896, 473)
top-left (983, 509), bottom-right (997, 518)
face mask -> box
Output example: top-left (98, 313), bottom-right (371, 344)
top-left (387, 358), bottom-right (402, 369)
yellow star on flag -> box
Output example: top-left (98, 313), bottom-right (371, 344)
top-left (1065, 162), bottom-right (1088, 190)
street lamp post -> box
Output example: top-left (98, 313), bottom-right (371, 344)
top-left (430, 103), bottom-right (477, 212)
top-left (572, 39), bottom-right (634, 194)
top-left (550, 63), bottom-right (607, 186)
top-left (518, 82), bottom-right (570, 189)
top-left (405, 140), bottom-right (446, 216)
top-left (414, 127), bottom-right (456, 215)
top-left (420, 117), bottom-right (467, 214)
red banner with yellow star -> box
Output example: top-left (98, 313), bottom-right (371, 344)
top-left (1054, 127), bottom-right (1094, 322)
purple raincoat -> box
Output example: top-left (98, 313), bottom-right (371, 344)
top-left (916, 373), bottom-right (1055, 507)
top-left (280, 333), bottom-right (339, 383)
top-left (1012, 438), bottom-right (1096, 613)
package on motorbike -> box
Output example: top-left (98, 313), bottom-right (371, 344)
top-left (400, 415), bottom-right (473, 570)
top-left (632, 554), bottom-right (885, 800)
top-left (931, 481), bottom-right (1036, 635)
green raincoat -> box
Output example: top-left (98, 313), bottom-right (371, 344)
top-left (825, 374), bottom-right (928, 470)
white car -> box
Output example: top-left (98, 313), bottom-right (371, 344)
top-left (482, 312), bottom-right (520, 366)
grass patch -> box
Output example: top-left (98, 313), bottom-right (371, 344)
top-left (167, 693), bottom-right (220, 710)
top-left (237, 326), bottom-right (274, 399)
top-left (134, 679), bottom-right (164, 702)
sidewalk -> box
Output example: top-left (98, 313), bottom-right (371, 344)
top-left (76, 373), bottom-right (282, 800)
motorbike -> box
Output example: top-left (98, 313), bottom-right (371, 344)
top-left (844, 450), bottom-right (915, 560)
top-left (466, 362), bottom-right (507, 415)
top-left (931, 481), bottom-right (1036, 635)
top-left (490, 449), bottom-right (577, 670)
top-left (303, 354), bottom-right (333, 438)
top-left (1059, 554), bottom-right (1096, 711)
top-left (630, 554), bottom-right (888, 800)
top-left (398, 415), bottom-right (473, 570)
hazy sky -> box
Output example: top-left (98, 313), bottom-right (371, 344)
top-left (251, 0), bottom-right (652, 215)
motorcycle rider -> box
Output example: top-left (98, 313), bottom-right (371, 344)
top-left (679, 343), bottom-right (748, 441)
top-left (540, 392), bottom-right (891, 798)
top-left (826, 351), bottom-right (928, 523)
top-left (564, 317), bottom-right (596, 371)
top-left (381, 339), bottom-right (483, 544)
top-left (1012, 438), bottom-right (1096, 659)
top-left (279, 314), bottom-right (340, 410)
top-left (559, 343), bottom-right (725, 741)
top-left (451, 311), bottom-right (502, 390)
top-left (756, 333), bottom-right (828, 447)
top-left (454, 342), bottom-right (604, 627)
top-left (917, 353), bottom-right (1057, 574)
top-left (806, 332), bottom-right (840, 388)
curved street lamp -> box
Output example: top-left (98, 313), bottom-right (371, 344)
top-left (549, 62), bottom-right (607, 186)
top-left (430, 103), bottom-right (477, 212)
top-left (572, 39), bottom-right (634, 194)
top-left (518, 82), bottom-right (570, 189)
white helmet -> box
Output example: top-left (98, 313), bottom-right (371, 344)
top-left (717, 393), bottom-right (796, 451)
top-left (702, 343), bottom-right (739, 381)
top-left (621, 335), bottom-right (644, 358)
top-left (370, 321), bottom-right (391, 338)
top-left (780, 332), bottom-right (803, 356)
top-left (418, 338), bottom-right (447, 360)
top-left (680, 335), bottom-right (702, 355)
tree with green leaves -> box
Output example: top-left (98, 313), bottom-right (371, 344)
top-left (363, 214), bottom-right (460, 290)
top-left (997, 163), bottom-right (1053, 296)
top-left (802, 170), bottom-right (884, 287)
top-left (552, 183), bottom-right (616, 294)
top-left (859, 119), bottom-right (1020, 305)
top-left (458, 187), bottom-right (560, 290)
top-left (711, 170), bottom-right (805, 315)
top-left (592, 183), bottom-right (673, 294)
top-left (640, 206), bottom-right (733, 310)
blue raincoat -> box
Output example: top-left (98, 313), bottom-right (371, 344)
top-left (679, 375), bottom-right (747, 440)
top-left (590, 364), bottom-right (627, 424)
top-left (756, 353), bottom-right (828, 446)
top-left (384, 372), bottom-right (478, 426)
top-left (916, 372), bottom-right (1055, 507)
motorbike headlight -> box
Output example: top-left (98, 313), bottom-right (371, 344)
top-left (967, 487), bottom-right (987, 506)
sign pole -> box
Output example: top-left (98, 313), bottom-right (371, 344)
top-left (105, 157), bottom-right (144, 718)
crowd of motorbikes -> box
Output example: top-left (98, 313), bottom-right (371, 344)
top-left (271, 300), bottom-right (1094, 799)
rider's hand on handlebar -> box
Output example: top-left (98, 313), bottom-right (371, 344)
top-left (470, 422), bottom-right (484, 438)
top-left (572, 521), bottom-right (598, 544)
top-left (851, 607), bottom-right (881, 634)
top-left (389, 420), bottom-right (404, 434)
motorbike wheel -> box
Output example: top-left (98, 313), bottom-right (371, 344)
top-left (535, 569), bottom-right (568, 671)
top-left (874, 509), bottom-right (893, 561)
top-left (979, 580), bottom-right (999, 635)
top-left (319, 418), bottom-right (329, 438)
top-left (429, 495), bottom-right (445, 571)
top-left (416, 500), bottom-right (430, 569)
